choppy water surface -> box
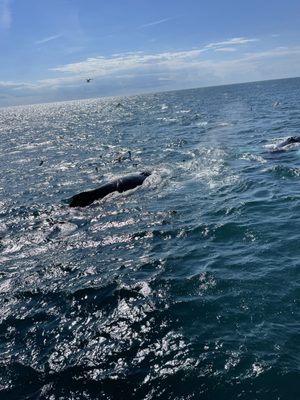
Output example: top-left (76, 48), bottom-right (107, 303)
top-left (0, 78), bottom-right (300, 399)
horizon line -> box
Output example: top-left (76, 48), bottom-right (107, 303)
top-left (0, 75), bottom-right (299, 109)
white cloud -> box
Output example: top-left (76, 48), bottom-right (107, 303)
top-left (50, 37), bottom-right (259, 78)
top-left (0, 0), bottom-right (12, 29)
top-left (30, 44), bottom-right (298, 95)
top-left (1, 38), bottom-right (300, 106)
top-left (51, 48), bottom-right (207, 75)
top-left (205, 37), bottom-right (259, 50)
top-left (35, 34), bottom-right (62, 45)
top-left (243, 46), bottom-right (300, 61)
top-left (0, 80), bottom-right (16, 87)
top-left (139, 18), bottom-right (171, 29)
top-left (50, 45), bottom-right (300, 94)
top-left (214, 47), bottom-right (237, 52)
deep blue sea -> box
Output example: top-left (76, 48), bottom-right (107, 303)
top-left (0, 78), bottom-right (300, 399)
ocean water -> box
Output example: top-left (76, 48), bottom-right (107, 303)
top-left (0, 77), bottom-right (300, 399)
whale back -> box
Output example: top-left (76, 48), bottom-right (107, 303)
top-left (276, 136), bottom-right (300, 149)
top-left (68, 172), bottom-right (151, 207)
top-left (116, 173), bottom-right (149, 193)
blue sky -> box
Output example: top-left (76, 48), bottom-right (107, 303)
top-left (1, 0), bottom-right (300, 106)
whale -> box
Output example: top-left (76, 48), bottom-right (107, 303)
top-left (275, 136), bottom-right (300, 149)
top-left (69, 171), bottom-right (151, 207)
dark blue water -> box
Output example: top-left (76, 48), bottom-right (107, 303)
top-left (0, 78), bottom-right (300, 399)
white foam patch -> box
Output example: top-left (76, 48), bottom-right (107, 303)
top-left (240, 153), bottom-right (267, 163)
top-left (195, 121), bottom-right (208, 127)
top-left (56, 222), bottom-right (78, 236)
top-left (136, 281), bottom-right (152, 297)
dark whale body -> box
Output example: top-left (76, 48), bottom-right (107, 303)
top-left (276, 136), bottom-right (300, 149)
top-left (69, 172), bottom-right (151, 207)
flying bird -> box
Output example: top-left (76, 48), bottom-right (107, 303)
top-left (86, 78), bottom-right (93, 83)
